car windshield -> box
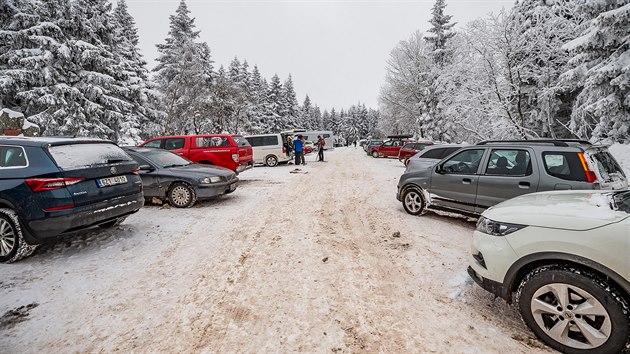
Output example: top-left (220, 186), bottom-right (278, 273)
top-left (143, 150), bottom-right (191, 168)
top-left (612, 190), bottom-right (630, 213)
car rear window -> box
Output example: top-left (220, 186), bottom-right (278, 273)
top-left (0, 146), bottom-right (27, 168)
top-left (232, 135), bottom-right (251, 147)
top-left (542, 152), bottom-right (587, 182)
top-left (164, 138), bottom-right (185, 150)
top-left (49, 143), bottom-right (132, 170)
top-left (589, 150), bottom-right (626, 179)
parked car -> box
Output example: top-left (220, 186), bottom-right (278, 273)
top-left (140, 134), bottom-right (253, 174)
top-left (468, 190), bottom-right (630, 353)
top-left (304, 141), bottom-right (315, 154)
top-left (405, 144), bottom-right (464, 171)
top-left (244, 133), bottom-right (291, 167)
top-left (123, 147), bottom-right (238, 208)
top-left (0, 137), bottom-right (144, 263)
top-left (397, 140), bottom-right (628, 217)
top-left (369, 135), bottom-right (414, 158)
top-left (398, 141), bottom-right (434, 164)
top-left (364, 139), bottom-right (383, 153)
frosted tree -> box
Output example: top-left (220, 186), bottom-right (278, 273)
top-left (263, 74), bottom-right (283, 132)
top-left (562, 1), bottom-right (630, 142)
top-left (153, 0), bottom-right (213, 135)
top-left (281, 74), bottom-right (299, 128)
top-left (299, 94), bottom-right (313, 129)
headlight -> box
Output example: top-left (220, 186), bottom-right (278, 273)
top-left (200, 176), bottom-right (222, 184)
top-left (476, 216), bottom-right (526, 236)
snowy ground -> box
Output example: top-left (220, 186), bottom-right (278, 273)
top-left (2, 147), bottom-right (573, 353)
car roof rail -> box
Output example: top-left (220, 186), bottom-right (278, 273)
top-left (556, 139), bottom-right (592, 145)
top-left (476, 139), bottom-right (570, 147)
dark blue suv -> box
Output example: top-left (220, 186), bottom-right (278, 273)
top-left (0, 137), bottom-right (144, 263)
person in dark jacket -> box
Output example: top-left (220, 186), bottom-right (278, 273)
top-left (294, 135), bottom-right (304, 165)
top-left (316, 135), bottom-right (325, 161)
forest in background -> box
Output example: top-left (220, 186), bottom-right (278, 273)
top-left (379, 0), bottom-right (629, 143)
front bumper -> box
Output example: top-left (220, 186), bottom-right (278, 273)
top-left (23, 192), bottom-right (144, 243)
top-left (468, 230), bottom-right (519, 301)
top-left (196, 177), bottom-right (239, 198)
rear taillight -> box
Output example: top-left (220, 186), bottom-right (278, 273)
top-left (25, 177), bottom-right (86, 192)
top-left (282, 146), bottom-right (286, 154)
top-left (578, 152), bottom-right (597, 183)
top-left (232, 153), bottom-right (239, 163)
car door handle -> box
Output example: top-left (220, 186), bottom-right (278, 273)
top-left (462, 178), bottom-right (472, 184)
top-left (518, 181), bottom-right (530, 189)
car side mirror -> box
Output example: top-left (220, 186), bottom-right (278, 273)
top-left (436, 164), bottom-right (444, 174)
top-left (139, 164), bottom-right (154, 172)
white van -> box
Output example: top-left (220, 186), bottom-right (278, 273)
top-left (244, 134), bottom-right (291, 167)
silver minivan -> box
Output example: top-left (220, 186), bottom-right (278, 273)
top-left (244, 134), bottom-right (291, 167)
top-left (397, 140), bottom-right (628, 216)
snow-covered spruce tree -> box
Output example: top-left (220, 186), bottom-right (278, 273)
top-left (311, 104), bottom-right (322, 129)
top-left (299, 94), bottom-right (313, 129)
top-left (245, 65), bottom-right (266, 134)
top-left (224, 57), bottom-right (251, 133)
top-left (562, 1), bottom-right (630, 143)
top-left (111, 0), bottom-right (163, 143)
top-left (510, 0), bottom-right (583, 139)
top-left (209, 65), bottom-right (236, 133)
top-left (281, 74), bottom-right (299, 128)
top-left (262, 74), bottom-right (283, 133)
top-left (153, 0), bottom-right (213, 135)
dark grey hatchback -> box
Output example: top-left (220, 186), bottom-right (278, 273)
top-left (0, 137), bottom-right (144, 263)
top-left (123, 147), bottom-right (238, 208)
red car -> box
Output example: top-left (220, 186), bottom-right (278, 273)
top-left (140, 134), bottom-right (254, 173)
top-left (369, 135), bottom-right (414, 158)
top-left (398, 141), bottom-right (434, 165)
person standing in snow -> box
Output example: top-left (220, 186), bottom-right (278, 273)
top-left (316, 135), bottom-right (325, 161)
top-left (353, 139), bottom-right (357, 148)
top-left (285, 135), bottom-right (293, 158)
top-left (294, 135), bottom-right (305, 165)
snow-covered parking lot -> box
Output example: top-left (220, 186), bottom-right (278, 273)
top-left (2, 147), bottom-right (566, 353)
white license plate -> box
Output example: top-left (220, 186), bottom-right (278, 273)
top-left (97, 175), bottom-right (128, 187)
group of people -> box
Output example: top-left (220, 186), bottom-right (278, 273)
top-left (285, 135), bottom-right (326, 165)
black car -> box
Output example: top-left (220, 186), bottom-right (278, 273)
top-left (123, 147), bottom-right (238, 208)
top-left (0, 137), bottom-right (144, 263)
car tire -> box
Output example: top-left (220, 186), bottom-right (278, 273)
top-left (265, 155), bottom-right (279, 167)
top-left (516, 265), bottom-right (630, 354)
top-left (401, 187), bottom-right (426, 215)
top-left (167, 182), bottom-right (197, 208)
top-left (98, 216), bottom-right (128, 229)
top-left (372, 151), bottom-right (379, 158)
top-left (0, 208), bottom-right (38, 263)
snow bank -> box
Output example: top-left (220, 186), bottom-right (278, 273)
top-left (609, 143), bottom-right (630, 176)
top-left (1, 108), bottom-right (23, 118)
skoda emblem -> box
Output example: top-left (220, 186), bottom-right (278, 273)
top-left (110, 166), bottom-right (117, 175)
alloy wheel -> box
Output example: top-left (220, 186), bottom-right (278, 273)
top-left (170, 185), bottom-right (191, 207)
top-left (530, 283), bottom-right (611, 350)
top-left (0, 218), bottom-right (16, 257)
top-left (404, 191), bottom-right (423, 214)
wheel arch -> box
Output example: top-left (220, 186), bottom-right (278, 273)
top-left (503, 252), bottom-right (630, 304)
top-left (0, 198), bottom-right (16, 211)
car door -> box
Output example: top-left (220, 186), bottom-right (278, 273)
top-left (429, 148), bottom-right (487, 213)
top-left (380, 140), bottom-right (394, 155)
top-left (475, 148), bottom-right (540, 213)
top-left (128, 152), bottom-right (161, 197)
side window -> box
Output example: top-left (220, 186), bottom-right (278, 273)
top-left (394, 141), bottom-right (404, 147)
top-left (130, 154), bottom-right (152, 167)
top-left (264, 135), bottom-right (279, 146)
top-left (164, 138), bottom-right (185, 150)
top-left (420, 148), bottom-right (445, 159)
top-left (485, 149), bottom-right (531, 176)
top-left (441, 147), bottom-right (461, 159)
top-left (143, 140), bottom-right (162, 148)
top-left (246, 137), bottom-right (262, 147)
top-left (0, 146), bottom-right (27, 168)
top-left (542, 152), bottom-right (587, 181)
top-left (323, 134), bottom-right (330, 138)
top-left (441, 149), bottom-right (485, 174)
top-left (383, 141), bottom-right (393, 147)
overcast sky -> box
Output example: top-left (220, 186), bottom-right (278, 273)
top-left (126, 0), bottom-right (515, 112)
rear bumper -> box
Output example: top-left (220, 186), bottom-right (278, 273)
top-left (23, 192), bottom-right (144, 243)
top-left (236, 161), bottom-right (253, 173)
top-left (196, 177), bottom-right (239, 198)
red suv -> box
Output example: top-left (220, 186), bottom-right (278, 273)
top-left (140, 134), bottom-right (253, 173)
top-left (398, 141), bottom-right (434, 164)
top-left (369, 135), bottom-right (414, 158)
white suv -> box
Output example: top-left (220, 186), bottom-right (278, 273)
top-left (468, 190), bottom-right (630, 353)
